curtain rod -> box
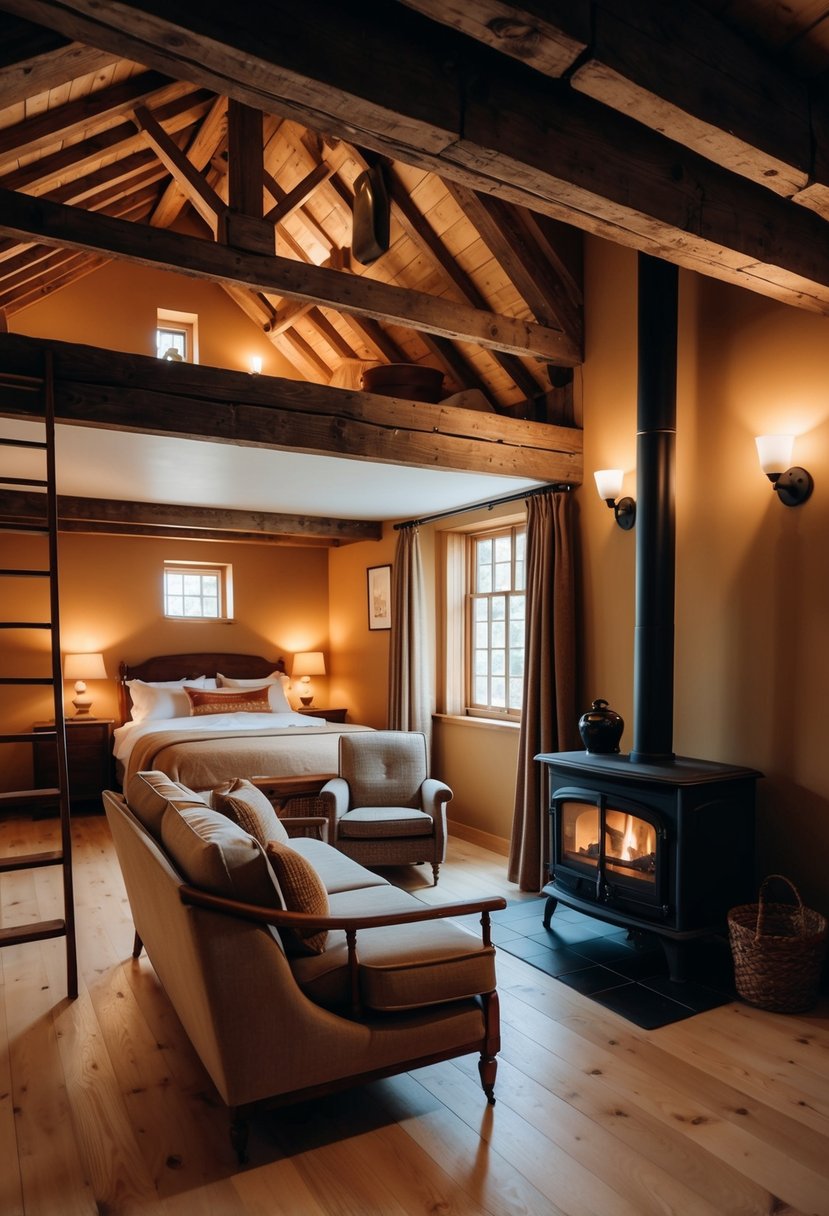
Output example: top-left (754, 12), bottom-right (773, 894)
top-left (394, 482), bottom-right (572, 530)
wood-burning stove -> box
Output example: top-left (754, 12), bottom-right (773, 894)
top-left (536, 751), bottom-right (759, 980)
top-left (536, 255), bottom-right (761, 982)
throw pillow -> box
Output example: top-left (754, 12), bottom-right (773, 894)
top-left (216, 673), bottom-right (292, 714)
top-left (214, 777), bottom-right (290, 846)
top-left (185, 685), bottom-right (271, 715)
top-left (265, 841), bottom-right (329, 955)
top-left (162, 804), bottom-right (283, 908)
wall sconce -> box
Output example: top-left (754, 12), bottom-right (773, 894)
top-left (755, 435), bottom-right (814, 506)
top-left (249, 355), bottom-right (262, 375)
top-left (63, 652), bottom-right (108, 716)
top-left (291, 651), bottom-right (326, 706)
top-left (594, 469), bottom-right (636, 530)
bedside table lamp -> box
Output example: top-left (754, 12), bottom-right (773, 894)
top-left (292, 651), bottom-right (325, 706)
top-left (64, 652), bottom-right (108, 716)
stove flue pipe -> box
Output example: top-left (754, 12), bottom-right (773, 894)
top-left (631, 255), bottom-right (678, 763)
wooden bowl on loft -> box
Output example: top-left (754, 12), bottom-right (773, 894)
top-left (361, 363), bottom-right (445, 403)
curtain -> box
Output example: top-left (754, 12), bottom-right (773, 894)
top-left (388, 526), bottom-right (432, 748)
top-left (508, 491), bottom-right (577, 890)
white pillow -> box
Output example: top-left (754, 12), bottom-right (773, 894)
top-left (128, 676), bottom-right (212, 722)
top-left (216, 672), bottom-right (292, 714)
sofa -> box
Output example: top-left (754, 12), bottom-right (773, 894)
top-left (103, 771), bottom-right (506, 1161)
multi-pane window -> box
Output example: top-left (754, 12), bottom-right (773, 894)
top-left (157, 326), bottom-right (187, 362)
top-left (468, 526), bottom-right (525, 717)
top-left (163, 562), bottom-right (232, 620)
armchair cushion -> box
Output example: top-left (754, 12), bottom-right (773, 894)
top-left (290, 884), bottom-right (497, 1013)
top-left (213, 777), bottom-right (290, 847)
top-left (337, 807), bottom-right (435, 839)
top-left (338, 732), bottom-right (427, 808)
top-left (265, 842), bottom-right (329, 955)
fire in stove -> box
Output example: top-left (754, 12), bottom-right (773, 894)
top-left (562, 801), bottom-right (657, 882)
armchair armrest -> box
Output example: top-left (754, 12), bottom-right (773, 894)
top-left (279, 814), bottom-right (329, 842)
top-left (321, 775), bottom-right (350, 832)
top-left (179, 884), bottom-right (507, 1016)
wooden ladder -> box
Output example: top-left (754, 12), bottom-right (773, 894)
top-left (0, 349), bottom-right (77, 999)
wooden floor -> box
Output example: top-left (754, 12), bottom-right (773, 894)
top-left (1, 810), bottom-right (827, 1216)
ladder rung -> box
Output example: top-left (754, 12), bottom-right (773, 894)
top-left (0, 920), bottom-right (66, 949)
top-left (0, 477), bottom-right (47, 487)
top-left (0, 848), bottom-right (63, 872)
top-left (0, 569), bottom-right (51, 577)
top-left (0, 788), bottom-right (61, 805)
top-left (0, 437), bottom-right (47, 450)
top-left (0, 678), bottom-right (55, 688)
top-left (0, 622), bottom-right (51, 632)
top-left (0, 729), bottom-right (56, 742)
top-left (0, 523), bottom-right (49, 533)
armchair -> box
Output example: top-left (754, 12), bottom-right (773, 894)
top-left (323, 731), bottom-right (450, 884)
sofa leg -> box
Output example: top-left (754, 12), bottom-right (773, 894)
top-left (132, 931), bottom-right (143, 959)
top-left (479, 988), bottom-right (500, 1104)
top-left (229, 1109), bottom-right (249, 1165)
top-left (478, 1052), bottom-right (498, 1105)
top-left (431, 862), bottom-right (440, 885)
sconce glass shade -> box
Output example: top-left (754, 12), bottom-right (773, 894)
top-left (63, 652), bottom-right (108, 716)
top-left (594, 469), bottom-right (624, 501)
top-left (249, 355), bottom-right (262, 375)
top-left (755, 434), bottom-right (794, 477)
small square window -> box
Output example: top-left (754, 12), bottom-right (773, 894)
top-left (163, 562), bottom-right (232, 620)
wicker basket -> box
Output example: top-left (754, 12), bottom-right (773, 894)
top-left (728, 875), bottom-right (828, 1013)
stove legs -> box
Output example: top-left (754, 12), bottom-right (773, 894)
top-left (542, 894), bottom-right (557, 929)
top-left (657, 937), bottom-right (687, 983)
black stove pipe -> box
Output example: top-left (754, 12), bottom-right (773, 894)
top-left (630, 255), bottom-right (678, 763)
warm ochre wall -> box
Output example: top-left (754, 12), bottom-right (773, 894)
top-left (580, 238), bottom-right (829, 916)
top-left (11, 259), bottom-right (297, 379)
top-left (0, 532), bottom-right (329, 788)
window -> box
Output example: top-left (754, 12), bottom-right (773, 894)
top-left (156, 308), bottom-right (198, 363)
top-left (467, 526), bottom-right (525, 717)
top-left (163, 561), bottom-right (233, 620)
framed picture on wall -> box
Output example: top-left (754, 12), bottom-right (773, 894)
top-left (367, 564), bottom-right (391, 631)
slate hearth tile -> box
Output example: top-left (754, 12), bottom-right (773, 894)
top-left (599, 949), bottom-right (667, 981)
top-left (556, 964), bottom-right (631, 996)
top-left (541, 918), bottom-right (610, 946)
top-left (562, 936), bottom-right (652, 967)
top-left (497, 934), bottom-right (560, 961)
top-left (488, 924), bottom-right (525, 946)
top-left (590, 983), bottom-right (698, 1029)
top-left (518, 946), bottom-right (595, 978)
top-left (640, 975), bottom-right (733, 1012)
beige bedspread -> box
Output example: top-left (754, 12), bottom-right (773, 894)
top-left (123, 722), bottom-right (373, 789)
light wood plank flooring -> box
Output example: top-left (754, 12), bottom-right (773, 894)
top-left (1, 809), bottom-right (827, 1216)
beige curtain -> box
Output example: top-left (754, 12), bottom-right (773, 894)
top-left (388, 526), bottom-right (432, 747)
top-left (508, 491), bottom-right (577, 890)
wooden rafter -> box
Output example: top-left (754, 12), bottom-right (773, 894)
top-left (133, 102), bottom-right (226, 236)
top-left (151, 96), bottom-right (228, 229)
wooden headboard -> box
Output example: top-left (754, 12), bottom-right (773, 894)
top-left (117, 652), bottom-right (287, 724)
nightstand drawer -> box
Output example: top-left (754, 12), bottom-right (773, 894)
top-left (298, 707), bottom-right (347, 722)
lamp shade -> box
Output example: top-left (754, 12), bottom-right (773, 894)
top-left (291, 651), bottom-right (326, 677)
top-left (594, 469), bottom-right (624, 501)
top-left (755, 434), bottom-right (794, 476)
top-left (64, 652), bottom-right (107, 682)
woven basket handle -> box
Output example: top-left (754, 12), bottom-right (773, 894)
top-left (755, 873), bottom-right (805, 938)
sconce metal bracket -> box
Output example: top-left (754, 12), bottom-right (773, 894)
top-left (775, 467), bottom-right (813, 507)
top-left (614, 496), bottom-right (637, 530)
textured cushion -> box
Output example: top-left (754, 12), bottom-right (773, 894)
top-left (217, 672), bottom-right (292, 714)
top-left (338, 807), bottom-right (434, 839)
top-left (290, 885), bottom-right (496, 1011)
top-left (161, 803), bottom-right (283, 908)
top-left (126, 770), bottom-right (207, 837)
top-left (214, 777), bottom-right (290, 846)
top-left (128, 676), bottom-right (211, 722)
top-left (185, 685), bottom-right (271, 715)
top-left (265, 841), bottom-right (329, 955)
top-left (290, 838), bottom-right (391, 894)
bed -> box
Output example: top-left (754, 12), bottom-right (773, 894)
top-left (114, 651), bottom-right (372, 791)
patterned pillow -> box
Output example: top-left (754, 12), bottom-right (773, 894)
top-left (216, 673), bottom-right (292, 714)
top-left (214, 778), bottom-right (290, 846)
top-left (265, 841), bottom-right (329, 955)
top-left (185, 685), bottom-right (271, 715)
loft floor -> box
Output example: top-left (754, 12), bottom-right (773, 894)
top-left (1, 809), bottom-right (827, 1215)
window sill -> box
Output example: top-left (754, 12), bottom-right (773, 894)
top-left (433, 713), bottom-right (520, 732)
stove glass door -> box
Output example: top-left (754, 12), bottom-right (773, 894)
top-left (555, 789), bottom-right (663, 913)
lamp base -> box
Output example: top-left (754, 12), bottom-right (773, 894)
top-left (300, 695), bottom-right (314, 707)
top-left (72, 698), bottom-right (93, 716)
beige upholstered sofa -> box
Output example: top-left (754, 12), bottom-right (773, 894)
top-left (103, 772), bottom-right (505, 1161)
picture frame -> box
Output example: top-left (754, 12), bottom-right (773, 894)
top-left (367, 564), bottom-right (392, 631)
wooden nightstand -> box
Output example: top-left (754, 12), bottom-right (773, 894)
top-left (32, 719), bottom-right (114, 810)
top-left (298, 707), bottom-right (347, 722)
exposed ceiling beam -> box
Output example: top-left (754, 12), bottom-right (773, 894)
top-left (0, 489), bottom-right (382, 546)
top-left (10, 0), bottom-right (829, 310)
top-left (0, 188), bottom-right (577, 362)
top-left (133, 101), bottom-right (226, 235)
top-left (0, 333), bottom-right (583, 483)
top-left (151, 95), bottom-right (228, 229)
top-left (0, 32), bottom-right (120, 111)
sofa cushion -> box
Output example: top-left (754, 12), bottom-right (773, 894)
top-left (290, 885), bottom-right (496, 1012)
top-left (127, 770), bottom-right (206, 838)
top-left (289, 838), bottom-right (391, 894)
top-left (161, 803), bottom-right (283, 908)
top-left (337, 807), bottom-right (434, 839)
top-left (265, 841), bottom-right (329, 955)
top-left (213, 777), bottom-right (290, 846)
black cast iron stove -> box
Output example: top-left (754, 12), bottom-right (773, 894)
top-left (537, 255), bottom-right (761, 982)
